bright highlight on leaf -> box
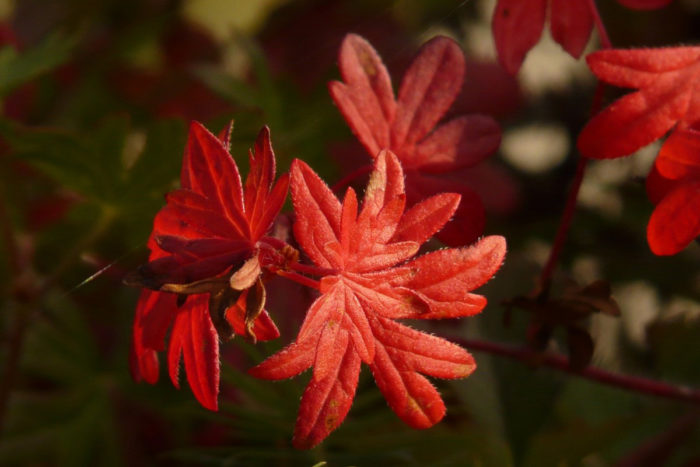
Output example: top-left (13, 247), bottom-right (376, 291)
top-left (250, 151), bottom-right (507, 449)
top-left (329, 33), bottom-right (501, 246)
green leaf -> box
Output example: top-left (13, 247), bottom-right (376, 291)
top-left (0, 33), bottom-right (77, 97)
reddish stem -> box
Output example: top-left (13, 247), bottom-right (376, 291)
top-left (587, 0), bottom-right (613, 50)
top-left (275, 270), bottom-right (321, 290)
top-left (539, 157), bottom-right (588, 288)
top-left (330, 164), bottom-right (373, 193)
top-left (288, 261), bottom-right (335, 277)
top-left (454, 337), bottom-right (700, 405)
top-left (539, 81), bottom-right (607, 289)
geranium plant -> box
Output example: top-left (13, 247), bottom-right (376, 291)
top-left (1, 1), bottom-right (699, 464)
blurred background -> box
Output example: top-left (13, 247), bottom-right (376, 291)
top-left (0, 0), bottom-right (699, 465)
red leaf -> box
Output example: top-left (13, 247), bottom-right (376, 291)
top-left (167, 295), bottom-right (220, 411)
top-left (656, 128), bottom-right (700, 180)
top-left (492, 0), bottom-right (547, 75)
top-left (330, 34), bottom-right (500, 246)
top-left (549, 0), bottom-right (593, 60)
top-left (369, 315), bottom-right (475, 428)
top-left (392, 193), bottom-right (460, 245)
top-left (391, 36), bottom-right (465, 148)
top-left (413, 116), bottom-right (501, 172)
top-left (404, 171), bottom-right (486, 246)
top-left (224, 289), bottom-right (280, 341)
top-left (293, 331), bottom-right (361, 449)
top-left (251, 152), bottom-right (506, 447)
top-left (646, 130), bottom-right (700, 256)
top-left (578, 47), bottom-right (700, 159)
top-left (647, 181), bottom-right (700, 255)
top-left (130, 122), bottom-right (289, 410)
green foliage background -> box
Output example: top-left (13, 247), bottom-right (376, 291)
top-left (0, 0), bottom-right (698, 465)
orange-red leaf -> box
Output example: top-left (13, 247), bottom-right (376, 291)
top-left (251, 151), bottom-right (506, 447)
top-left (578, 47), bottom-right (700, 159)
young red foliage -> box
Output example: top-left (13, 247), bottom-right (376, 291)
top-left (578, 46), bottom-right (700, 159)
top-left (646, 128), bottom-right (700, 255)
top-left (492, 0), bottom-right (672, 75)
top-left (129, 121), bottom-right (287, 410)
top-left (250, 151), bottom-right (507, 449)
top-left (329, 34), bottom-right (500, 246)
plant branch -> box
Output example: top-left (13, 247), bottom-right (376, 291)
top-left (275, 269), bottom-right (321, 290)
top-left (454, 337), bottom-right (700, 405)
top-left (539, 80), bottom-right (607, 289)
top-left (288, 261), bottom-right (335, 277)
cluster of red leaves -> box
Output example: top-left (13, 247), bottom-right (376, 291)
top-left (492, 0), bottom-right (672, 74)
top-left (129, 122), bottom-right (287, 410)
top-left (128, 32), bottom-right (508, 448)
top-left (329, 34), bottom-right (501, 246)
top-left (577, 46), bottom-right (700, 254)
top-left (251, 151), bottom-right (506, 448)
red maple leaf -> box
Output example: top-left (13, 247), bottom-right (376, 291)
top-left (329, 34), bottom-right (501, 246)
top-left (128, 121), bottom-right (288, 410)
top-left (578, 46), bottom-right (700, 159)
top-left (250, 151), bottom-right (506, 449)
top-left (646, 128), bottom-right (700, 255)
top-left (492, 0), bottom-right (673, 75)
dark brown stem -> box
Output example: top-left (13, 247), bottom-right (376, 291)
top-left (454, 337), bottom-right (700, 405)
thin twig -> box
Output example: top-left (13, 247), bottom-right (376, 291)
top-left (454, 337), bottom-right (700, 405)
top-left (588, 0), bottom-right (613, 50)
top-left (539, 80), bottom-right (607, 289)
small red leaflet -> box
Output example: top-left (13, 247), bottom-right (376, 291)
top-left (250, 151), bottom-right (507, 449)
top-left (128, 121), bottom-right (288, 410)
top-left (329, 34), bottom-right (500, 246)
top-left (646, 128), bottom-right (700, 255)
top-left (578, 46), bottom-right (700, 159)
top-left (492, 0), bottom-right (673, 75)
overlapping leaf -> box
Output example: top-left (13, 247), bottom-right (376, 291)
top-left (329, 34), bottom-right (500, 245)
top-left (129, 121), bottom-right (286, 410)
top-left (251, 151), bottom-right (506, 448)
top-left (578, 46), bottom-right (700, 159)
top-left (646, 128), bottom-right (700, 255)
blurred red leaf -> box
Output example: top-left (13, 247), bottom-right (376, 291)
top-left (578, 46), bottom-right (700, 159)
top-left (329, 34), bottom-right (500, 246)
